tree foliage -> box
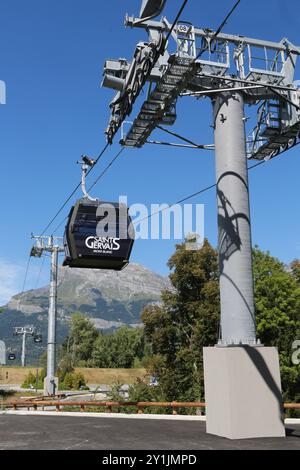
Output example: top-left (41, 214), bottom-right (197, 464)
top-left (62, 313), bottom-right (99, 366)
top-left (141, 241), bottom-right (300, 405)
top-left (59, 314), bottom-right (146, 369)
top-left (141, 239), bottom-right (220, 401)
top-left (253, 248), bottom-right (300, 404)
top-left (91, 327), bottom-right (145, 368)
top-left (56, 243), bottom-right (300, 406)
top-left (291, 259), bottom-right (300, 285)
top-left (253, 247), bottom-right (300, 351)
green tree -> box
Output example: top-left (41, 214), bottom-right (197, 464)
top-left (141, 242), bottom-right (300, 406)
top-left (253, 248), bottom-right (300, 405)
top-left (91, 326), bottom-right (144, 368)
top-left (253, 248), bottom-right (300, 350)
top-left (62, 313), bottom-right (99, 367)
top-left (290, 259), bottom-right (300, 285)
top-left (141, 239), bottom-right (220, 401)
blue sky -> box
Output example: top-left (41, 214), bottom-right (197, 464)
top-left (0, 0), bottom-right (300, 304)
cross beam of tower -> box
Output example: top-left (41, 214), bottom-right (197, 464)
top-left (30, 235), bottom-right (64, 396)
top-left (103, 17), bottom-right (300, 161)
top-left (102, 13), bottom-right (300, 344)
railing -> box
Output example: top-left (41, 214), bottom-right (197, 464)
top-left (6, 401), bottom-right (205, 414)
top-left (4, 401), bottom-right (300, 414)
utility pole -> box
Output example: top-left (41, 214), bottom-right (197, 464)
top-left (30, 235), bottom-right (64, 396)
top-left (13, 327), bottom-right (36, 367)
top-left (0, 340), bottom-right (6, 365)
top-left (22, 331), bottom-right (26, 367)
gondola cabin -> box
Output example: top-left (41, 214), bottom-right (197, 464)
top-left (34, 334), bottom-right (43, 343)
top-left (63, 198), bottom-right (134, 270)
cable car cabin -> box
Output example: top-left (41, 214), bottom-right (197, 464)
top-left (63, 198), bottom-right (134, 271)
top-left (34, 334), bottom-right (43, 343)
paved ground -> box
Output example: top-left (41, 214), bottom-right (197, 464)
top-left (0, 414), bottom-right (299, 450)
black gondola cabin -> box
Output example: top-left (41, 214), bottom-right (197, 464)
top-left (63, 199), bottom-right (134, 270)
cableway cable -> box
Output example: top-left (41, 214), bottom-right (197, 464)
top-left (40, 142), bottom-right (110, 236)
top-left (39, 0), bottom-right (241, 237)
top-left (165, 0), bottom-right (189, 44)
top-left (51, 147), bottom-right (126, 235)
top-left (195, 0), bottom-right (241, 60)
top-left (133, 159), bottom-right (265, 226)
top-left (16, 255), bottom-right (32, 311)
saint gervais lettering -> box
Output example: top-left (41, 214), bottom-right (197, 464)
top-left (85, 237), bottom-right (121, 251)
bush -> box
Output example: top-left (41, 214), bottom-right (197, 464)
top-left (22, 369), bottom-right (46, 390)
top-left (22, 372), bottom-right (36, 389)
top-left (128, 378), bottom-right (155, 402)
top-left (60, 371), bottom-right (86, 390)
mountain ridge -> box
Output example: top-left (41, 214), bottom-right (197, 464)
top-left (0, 263), bottom-right (171, 363)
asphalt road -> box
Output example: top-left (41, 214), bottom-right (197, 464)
top-left (0, 414), bottom-right (299, 450)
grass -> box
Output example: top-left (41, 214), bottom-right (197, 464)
top-left (74, 368), bottom-right (147, 385)
top-left (0, 367), bottom-right (147, 386)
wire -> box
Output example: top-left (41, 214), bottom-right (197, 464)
top-left (21, 255), bottom-right (31, 295)
top-left (156, 124), bottom-right (210, 148)
top-left (146, 140), bottom-right (214, 150)
top-left (88, 148), bottom-right (125, 193)
top-left (213, 0), bottom-right (241, 38)
top-left (122, 0), bottom-right (242, 149)
top-left (248, 160), bottom-right (266, 170)
top-left (34, 257), bottom-right (46, 290)
top-left (196, 0), bottom-right (241, 60)
top-left (17, 255), bottom-right (32, 310)
top-left (51, 147), bottom-right (126, 235)
top-left (40, 142), bottom-right (110, 236)
top-left (165, 0), bottom-right (189, 43)
top-left (133, 159), bottom-right (265, 226)
top-left (40, 0), bottom-right (189, 237)
top-left (52, 153), bottom-right (265, 235)
top-left (52, 218), bottom-right (67, 236)
top-left (40, 0), bottom-right (241, 238)
top-left (43, 0), bottom-right (241, 238)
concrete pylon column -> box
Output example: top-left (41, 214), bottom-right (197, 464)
top-left (203, 90), bottom-right (285, 439)
top-left (213, 91), bottom-right (256, 345)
